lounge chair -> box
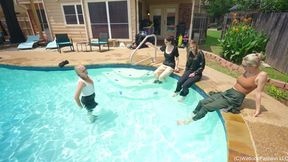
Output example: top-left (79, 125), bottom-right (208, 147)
top-left (45, 39), bottom-right (57, 49)
top-left (17, 35), bottom-right (40, 50)
top-left (89, 33), bottom-right (109, 52)
top-left (55, 34), bottom-right (74, 53)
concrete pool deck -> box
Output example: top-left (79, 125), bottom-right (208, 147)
top-left (0, 46), bottom-right (287, 162)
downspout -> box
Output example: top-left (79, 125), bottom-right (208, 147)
top-left (29, 0), bottom-right (43, 39)
top-left (81, 0), bottom-right (89, 41)
top-left (41, 0), bottom-right (53, 40)
top-left (136, 0), bottom-right (139, 35)
top-left (188, 0), bottom-right (195, 40)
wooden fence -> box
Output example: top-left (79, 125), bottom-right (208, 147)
top-left (223, 12), bottom-right (288, 74)
top-left (253, 13), bottom-right (288, 74)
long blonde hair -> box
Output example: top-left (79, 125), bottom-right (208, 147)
top-left (242, 53), bottom-right (265, 67)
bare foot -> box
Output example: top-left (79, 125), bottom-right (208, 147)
top-left (172, 92), bottom-right (179, 97)
top-left (178, 96), bottom-right (186, 102)
top-left (177, 119), bottom-right (193, 125)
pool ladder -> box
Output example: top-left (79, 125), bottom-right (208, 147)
top-left (129, 34), bottom-right (157, 65)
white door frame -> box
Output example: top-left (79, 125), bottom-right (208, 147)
top-left (150, 4), bottom-right (178, 39)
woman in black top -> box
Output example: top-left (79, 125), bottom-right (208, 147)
top-left (146, 36), bottom-right (179, 83)
top-left (173, 40), bottom-right (205, 101)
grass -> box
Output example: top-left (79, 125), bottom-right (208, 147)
top-left (201, 29), bottom-right (223, 55)
top-left (265, 84), bottom-right (288, 101)
top-left (260, 67), bottom-right (288, 83)
top-left (206, 60), bottom-right (240, 78)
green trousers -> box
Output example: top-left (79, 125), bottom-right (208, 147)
top-left (192, 88), bottom-right (245, 121)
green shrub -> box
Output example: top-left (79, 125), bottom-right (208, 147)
top-left (219, 22), bottom-right (268, 64)
top-left (235, 0), bottom-right (288, 12)
top-left (265, 84), bottom-right (288, 101)
top-left (260, 0), bottom-right (288, 12)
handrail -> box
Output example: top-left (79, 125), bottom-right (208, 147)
top-left (129, 34), bottom-right (157, 65)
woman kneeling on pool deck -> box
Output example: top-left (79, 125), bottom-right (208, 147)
top-left (177, 53), bottom-right (268, 125)
top-left (74, 65), bottom-right (98, 123)
top-left (173, 40), bottom-right (205, 102)
top-left (146, 36), bottom-right (179, 84)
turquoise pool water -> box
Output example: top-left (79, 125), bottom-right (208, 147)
top-left (0, 65), bottom-right (227, 162)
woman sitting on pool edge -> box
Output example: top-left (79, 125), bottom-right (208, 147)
top-left (177, 53), bottom-right (268, 125)
top-left (145, 36), bottom-right (179, 84)
top-left (172, 40), bottom-right (205, 102)
top-left (74, 65), bottom-right (98, 123)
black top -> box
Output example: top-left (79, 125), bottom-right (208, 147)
top-left (160, 46), bottom-right (179, 69)
top-left (185, 50), bottom-right (205, 75)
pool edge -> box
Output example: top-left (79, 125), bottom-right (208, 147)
top-left (0, 63), bottom-right (256, 162)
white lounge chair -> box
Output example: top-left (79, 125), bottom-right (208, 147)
top-left (45, 39), bottom-right (57, 49)
top-left (17, 35), bottom-right (40, 50)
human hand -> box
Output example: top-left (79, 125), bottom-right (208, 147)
top-left (253, 110), bottom-right (261, 117)
top-left (189, 72), bottom-right (195, 78)
top-left (145, 42), bottom-right (152, 47)
top-left (174, 67), bottom-right (180, 73)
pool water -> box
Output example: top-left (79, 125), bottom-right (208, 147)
top-left (0, 66), bottom-right (227, 162)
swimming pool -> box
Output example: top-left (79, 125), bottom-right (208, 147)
top-left (0, 65), bottom-right (227, 162)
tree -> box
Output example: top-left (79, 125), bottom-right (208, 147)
top-left (202, 0), bottom-right (234, 24)
top-left (236, 0), bottom-right (261, 11)
top-left (0, 0), bottom-right (25, 43)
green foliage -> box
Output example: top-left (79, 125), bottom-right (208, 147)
top-left (201, 29), bottom-right (223, 55)
top-left (265, 84), bottom-right (288, 100)
top-left (219, 23), bottom-right (268, 64)
top-left (260, 0), bottom-right (288, 12)
top-left (261, 67), bottom-right (288, 82)
top-left (202, 0), bottom-right (233, 18)
top-left (235, 0), bottom-right (260, 11)
top-left (234, 0), bottom-right (288, 12)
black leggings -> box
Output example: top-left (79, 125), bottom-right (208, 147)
top-left (175, 71), bottom-right (201, 96)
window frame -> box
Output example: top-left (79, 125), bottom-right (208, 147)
top-left (86, 0), bottom-right (130, 39)
top-left (61, 3), bottom-right (84, 26)
top-left (108, 0), bottom-right (129, 39)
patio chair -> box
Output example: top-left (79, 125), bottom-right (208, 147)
top-left (17, 35), bottom-right (40, 50)
top-left (89, 33), bottom-right (109, 52)
top-left (45, 38), bottom-right (57, 49)
top-left (55, 34), bottom-right (74, 53)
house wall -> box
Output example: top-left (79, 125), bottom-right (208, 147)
top-left (0, 2), bottom-right (33, 38)
top-left (144, 0), bottom-right (202, 13)
top-left (44, 0), bottom-right (87, 41)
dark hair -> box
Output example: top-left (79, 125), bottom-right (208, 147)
top-left (165, 36), bottom-right (175, 45)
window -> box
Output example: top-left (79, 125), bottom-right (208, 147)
top-left (108, 1), bottom-right (129, 38)
top-left (63, 4), bottom-right (84, 25)
top-left (88, 2), bottom-right (109, 35)
top-left (88, 1), bottom-right (129, 39)
top-left (36, 9), bottom-right (48, 31)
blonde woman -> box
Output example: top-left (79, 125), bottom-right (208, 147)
top-left (146, 36), bottom-right (179, 83)
top-left (74, 65), bottom-right (98, 123)
top-left (177, 53), bottom-right (268, 125)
